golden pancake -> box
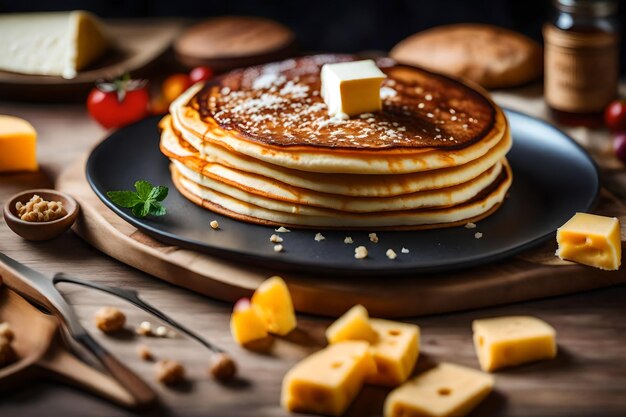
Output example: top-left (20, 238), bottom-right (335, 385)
top-left (170, 160), bottom-right (512, 230)
top-left (172, 159), bottom-right (504, 213)
top-left (170, 54), bottom-right (509, 174)
top-left (160, 115), bottom-right (512, 197)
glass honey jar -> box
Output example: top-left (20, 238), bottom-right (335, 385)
top-left (544, 0), bottom-right (620, 126)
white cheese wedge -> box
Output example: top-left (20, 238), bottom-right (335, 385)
top-left (0, 11), bottom-right (110, 79)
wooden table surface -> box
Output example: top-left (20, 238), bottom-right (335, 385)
top-left (1, 71), bottom-right (626, 416)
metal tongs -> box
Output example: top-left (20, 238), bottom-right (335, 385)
top-left (53, 274), bottom-right (237, 381)
top-left (0, 251), bottom-right (157, 409)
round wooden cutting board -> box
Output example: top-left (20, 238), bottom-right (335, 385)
top-left (56, 156), bottom-right (626, 318)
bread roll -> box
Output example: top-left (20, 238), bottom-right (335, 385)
top-left (391, 24), bottom-right (542, 89)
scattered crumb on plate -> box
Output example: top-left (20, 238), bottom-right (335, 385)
top-left (210, 220), bottom-right (220, 229)
top-left (314, 232), bottom-right (326, 242)
top-left (344, 236), bottom-right (354, 244)
top-left (386, 249), bottom-right (397, 260)
top-left (474, 232), bottom-right (483, 239)
top-left (401, 247), bottom-right (410, 254)
top-left (368, 233), bottom-right (379, 243)
top-left (270, 234), bottom-right (283, 243)
top-left (274, 244), bottom-right (284, 252)
top-left (464, 222), bottom-right (477, 229)
top-left (354, 246), bottom-right (368, 259)
top-left (275, 226), bottom-right (291, 233)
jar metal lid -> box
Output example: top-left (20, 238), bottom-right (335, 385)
top-left (554, 0), bottom-right (618, 17)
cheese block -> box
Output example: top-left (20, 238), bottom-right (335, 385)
top-left (251, 276), bottom-right (296, 336)
top-left (472, 316), bottom-right (557, 372)
top-left (0, 115), bottom-right (38, 172)
top-left (384, 363), bottom-right (494, 417)
top-left (326, 304), bottom-right (377, 344)
top-left (281, 341), bottom-right (376, 416)
top-left (556, 212), bottom-right (622, 271)
top-left (321, 59), bottom-right (386, 117)
top-left (230, 298), bottom-right (268, 346)
top-left (366, 319), bottom-right (420, 387)
top-left (0, 11), bottom-right (109, 79)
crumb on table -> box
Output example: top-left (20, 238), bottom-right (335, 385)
top-left (94, 307), bottom-right (126, 334)
top-left (155, 359), bottom-right (185, 385)
top-left (209, 353), bottom-right (237, 382)
top-left (137, 344), bottom-right (153, 361)
top-left (136, 321), bottom-right (153, 336)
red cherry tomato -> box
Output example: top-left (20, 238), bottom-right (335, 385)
top-left (162, 73), bottom-right (192, 103)
top-left (604, 99), bottom-right (626, 132)
top-left (87, 76), bottom-right (150, 129)
top-left (189, 66), bottom-right (214, 83)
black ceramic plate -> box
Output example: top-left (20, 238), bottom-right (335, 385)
top-left (86, 110), bottom-right (599, 276)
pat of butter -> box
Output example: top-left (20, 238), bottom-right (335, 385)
top-left (384, 363), bottom-right (494, 417)
top-left (366, 319), bottom-right (420, 387)
top-left (230, 298), bottom-right (268, 346)
top-left (556, 212), bottom-right (622, 271)
top-left (281, 341), bottom-right (376, 416)
top-left (326, 304), bottom-right (378, 344)
top-left (250, 276), bottom-right (296, 336)
top-left (321, 59), bottom-right (387, 117)
top-left (0, 115), bottom-right (38, 172)
top-left (472, 316), bottom-right (557, 372)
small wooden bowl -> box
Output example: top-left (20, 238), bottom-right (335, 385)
top-left (3, 189), bottom-right (79, 241)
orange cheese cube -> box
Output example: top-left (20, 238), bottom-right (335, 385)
top-left (472, 316), bottom-right (557, 372)
top-left (366, 319), bottom-right (420, 387)
top-left (384, 363), bottom-right (494, 417)
top-left (230, 298), bottom-right (268, 346)
top-left (282, 341), bottom-right (376, 416)
top-left (251, 276), bottom-right (296, 336)
top-left (0, 115), bottom-right (38, 172)
top-left (556, 212), bottom-right (621, 270)
top-left (326, 304), bottom-right (377, 344)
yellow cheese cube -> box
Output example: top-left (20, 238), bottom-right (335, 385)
top-left (556, 212), bottom-right (622, 271)
top-left (321, 59), bottom-right (387, 117)
top-left (366, 319), bottom-right (420, 387)
top-left (230, 298), bottom-right (268, 346)
top-left (384, 363), bottom-right (494, 417)
top-left (251, 276), bottom-right (296, 336)
top-left (326, 304), bottom-right (377, 344)
top-left (0, 115), bottom-right (38, 172)
top-left (472, 316), bottom-right (557, 372)
top-left (282, 341), bottom-right (376, 416)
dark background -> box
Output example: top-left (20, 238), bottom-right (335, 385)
top-left (1, 0), bottom-right (625, 74)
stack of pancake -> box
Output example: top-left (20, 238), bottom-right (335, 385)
top-left (160, 55), bottom-right (512, 230)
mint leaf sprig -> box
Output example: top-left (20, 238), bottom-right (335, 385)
top-left (107, 180), bottom-right (168, 218)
